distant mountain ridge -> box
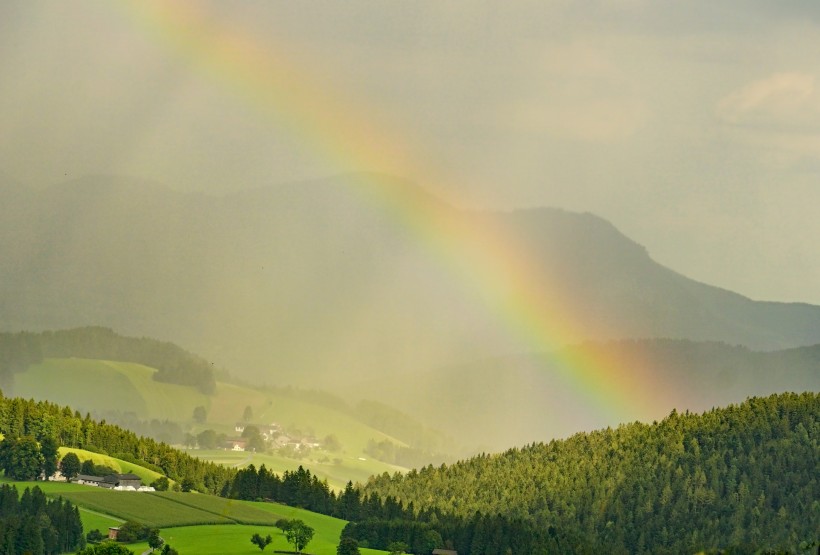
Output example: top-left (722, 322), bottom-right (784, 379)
top-left (375, 339), bottom-right (820, 450)
top-left (1, 173), bottom-right (819, 388)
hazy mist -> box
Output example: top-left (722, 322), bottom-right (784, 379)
top-left (1, 2), bottom-right (819, 451)
top-left (1, 1), bottom-right (819, 304)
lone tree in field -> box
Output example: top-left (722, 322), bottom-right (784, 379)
top-left (60, 452), bottom-right (81, 481)
top-left (148, 528), bottom-right (164, 552)
top-left (250, 533), bottom-right (272, 551)
top-left (285, 520), bottom-right (315, 554)
top-left (192, 405), bottom-right (207, 424)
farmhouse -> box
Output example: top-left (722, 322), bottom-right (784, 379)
top-left (105, 473), bottom-right (143, 489)
top-left (225, 439), bottom-right (247, 451)
top-left (74, 473), bottom-right (143, 490)
top-left (301, 436), bottom-right (321, 448)
top-left (75, 474), bottom-right (105, 486)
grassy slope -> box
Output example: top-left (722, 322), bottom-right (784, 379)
top-left (15, 358), bottom-right (207, 422)
top-left (17, 358), bottom-right (405, 453)
top-left (2, 478), bottom-right (385, 555)
top-left (158, 522), bottom-right (386, 555)
top-left (15, 358), bottom-right (407, 487)
top-left (154, 501), bottom-right (385, 555)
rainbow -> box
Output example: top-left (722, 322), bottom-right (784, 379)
top-left (114, 1), bottom-right (673, 427)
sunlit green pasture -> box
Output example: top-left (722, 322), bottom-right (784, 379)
top-left (156, 502), bottom-right (386, 555)
top-left (1, 478), bottom-right (386, 554)
top-left (58, 489), bottom-right (235, 528)
top-left (16, 358), bottom-right (406, 455)
top-left (157, 523), bottom-right (386, 555)
top-left (15, 358), bottom-right (206, 422)
top-left (150, 491), bottom-right (287, 525)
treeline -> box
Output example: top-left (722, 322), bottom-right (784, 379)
top-left (91, 410), bottom-right (187, 446)
top-left (226, 465), bottom-right (419, 522)
top-left (227, 464), bottom-right (336, 514)
top-left (224, 465), bottom-right (579, 553)
top-left (363, 392), bottom-right (820, 554)
top-left (0, 393), bottom-right (235, 494)
top-left (341, 514), bottom-right (585, 554)
top-left (0, 484), bottom-right (85, 554)
top-left (334, 484), bottom-right (586, 553)
top-left (0, 327), bottom-right (216, 393)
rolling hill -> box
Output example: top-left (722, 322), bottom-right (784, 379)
top-left (1, 174), bottom-right (819, 393)
top-left (362, 392), bottom-right (820, 554)
top-left (12, 357), bottom-right (417, 488)
top-left (372, 339), bottom-right (820, 449)
top-left (4, 479), bottom-right (388, 555)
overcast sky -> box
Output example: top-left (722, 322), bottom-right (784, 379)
top-left (1, 1), bottom-right (819, 304)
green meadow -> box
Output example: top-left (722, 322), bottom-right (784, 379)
top-left (59, 490), bottom-right (237, 528)
top-left (16, 359), bottom-right (404, 454)
top-left (15, 358), bottom-right (408, 487)
top-left (1, 478), bottom-right (386, 555)
top-left (15, 358), bottom-right (209, 422)
top-left (152, 502), bottom-right (386, 555)
top-left (157, 522), bottom-right (387, 555)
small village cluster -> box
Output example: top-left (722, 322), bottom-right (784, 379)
top-left (225, 421), bottom-right (321, 452)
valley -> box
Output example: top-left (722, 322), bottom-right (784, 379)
top-left (2, 3), bottom-right (819, 552)
top-left (12, 357), bottom-right (422, 490)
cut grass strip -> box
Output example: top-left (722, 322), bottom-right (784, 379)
top-left (148, 491), bottom-right (287, 525)
top-left (59, 490), bottom-right (234, 528)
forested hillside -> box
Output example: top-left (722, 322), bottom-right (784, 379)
top-left (0, 327), bottom-right (216, 393)
top-left (0, 393), bottom-right (234, 494)
top-left (363, 393), bottom-right (820, 554)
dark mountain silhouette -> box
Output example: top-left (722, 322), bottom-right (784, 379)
top-left (1, 173), bottom-right (819, 392)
